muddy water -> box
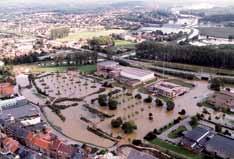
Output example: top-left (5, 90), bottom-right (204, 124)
top-left (96, 81), bottom-right (212, 141)
top-left (35, 72), bottom-right (102, 99)
top-left (19, 71), bottom-right (213, 146)
top-left (43, 105), bottom-right (115, 148)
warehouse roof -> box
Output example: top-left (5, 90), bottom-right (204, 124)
top-left (205, 135), bottom-right (234, 159)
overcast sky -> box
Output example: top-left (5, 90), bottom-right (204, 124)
top-left (0, 0), bottom-right (233, 7)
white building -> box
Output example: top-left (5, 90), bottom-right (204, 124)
top-left (97, 61), bottom-right (155, 85)
top-left (120, 66), bottom-right (155, 82)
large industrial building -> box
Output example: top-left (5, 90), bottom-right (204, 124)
top-left (0, 96), bottom-right (40, 126)
top-left (97, 61), bottom-right (155, 86)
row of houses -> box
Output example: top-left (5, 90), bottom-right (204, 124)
top-left (0, 96), bottom-right (86, 159)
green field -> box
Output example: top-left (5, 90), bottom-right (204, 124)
top-left (58, 29), bottom-right (127, 41)
top-left (168, 126), bottom-right (187, 139)
top-left (150, 138), bottom-right (203, 159)
top-left (114, 40), bottom-right (136, 47)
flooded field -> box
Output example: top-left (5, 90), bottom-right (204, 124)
top-left (18, 69), bottom-right (213, 147)
top-left (34, 71), bottom-right (102, 99)
top-left (43, 104), bottom-right (115, 148)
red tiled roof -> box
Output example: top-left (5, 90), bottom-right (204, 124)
top-left (50, 139), bottom-right (62, 151)
top-left (32, 136), bottom-right (50, 150)
top-left (2, 137), bottom-right (19, 153)
top-left (58, 143), bottom-right (75, 155)
top-left (0, 83), bottom-right (14, 96)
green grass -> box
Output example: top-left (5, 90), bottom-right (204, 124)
top-left (58, 29), bottom-right (126, 41)
top-left (150, 138), bottom-right (203, 159)
top-left (78, 64), bottom-right (96, 73)
top-left (114, 40), bottom-right (135, 47)
top-left (165, 79), bottom-right (194, 88)
top-left (168, 126), bottom-right (187, 139)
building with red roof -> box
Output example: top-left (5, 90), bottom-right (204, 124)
top-left (2, 137), bottom-right (19, 154)
top-left (0, 83), bottom-right (14, 97)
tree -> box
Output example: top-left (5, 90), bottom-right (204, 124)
top-left (98, 94), bottom-right (108, 106)
top-left (155, 98), bottom-right (163, 107)
top-left (122, 121), bottom-right (137, 134)
top-left (132, 139), bottom-right (142, 146)
top-left (108, 99), bottom-right (118, 110)
top-left (215, 124), bottom-right (222, 133)
top-left (166, 100), bottom-right (175, 111)
top-left (144, 96), bottom-right (153, 103)
top-left (135, 94), bottom-right (142, 99)
top-left (144, 132), bottom-right (156, 141)
top-left (189, 116), bottom-right (198, 127)
top-left (179, 109), bottom-right (186, 115)
top-left (111, 117), bottom-right (123, 128)
top-left (210, 78), bottom-right (224, 91)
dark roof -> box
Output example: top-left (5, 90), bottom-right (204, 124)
top-left (184, 127), bottom-right (210, 142)
top-left (0, 103), bottom-right (39, 120)
top-left (7, 124), bottom-right (29, 140)
top-left (205, 135), bottom-right (234, 159)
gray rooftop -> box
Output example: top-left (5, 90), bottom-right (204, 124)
top-left (0, 104), bottom-right (39, 120)
top-left (205, 135), bottom-right (234, 159)
top-left (184, 127), bottom-right (210, 142)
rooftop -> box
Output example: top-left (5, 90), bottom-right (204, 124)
top-left (205, 135), bottom-right (234, 159)
top-left (0, 103), bottom-right (39, 121)
top-left (97, 61), bottom-right (119, 67)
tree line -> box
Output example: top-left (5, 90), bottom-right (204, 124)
top-left (136, 41), bottom-right (234, 69)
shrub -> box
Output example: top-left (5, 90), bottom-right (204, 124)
top-left (132, 139), bottom-right (142, 146)
top-left (111, 117), bottom-right (123, 128)
top-left (155, 98), bottom-right (163, 107)
top-left (166, 100), bottom-right (175, 111)
top-left (144, 132), bottom-right (156, 141)
top-left (122, 121), bottom-right (137, 134)
top-left (135, 94), bottom-right (142, 99)
top-left (98, 94), bottom-right (108, 106)
top-left (179, 109), bottom-right (186, 115)
top-left (144, 96), bottom-right (153, 103)
top-left (108, 99), bottom-right (118, 110)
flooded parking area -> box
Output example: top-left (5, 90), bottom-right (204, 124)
top-left (18, 70), bottom-right (213, 147)
top-left (34, 71), bottom-right (102, 99)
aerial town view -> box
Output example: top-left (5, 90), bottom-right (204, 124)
top-left (0, 0), bottom-right (234, 158)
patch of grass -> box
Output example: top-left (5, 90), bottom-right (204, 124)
top-left (165, 79), bottom-right (194, 88)
top-left (114, 40), bottom-right (135, 47)
top-left (58, 29), bottom-right (127, 41)
top-left (168, 126), bottom-right (187, 139)
top-left (78, 64), bottom-right (97, 73)
top-left (150, 138), bottom-right (203, 159)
